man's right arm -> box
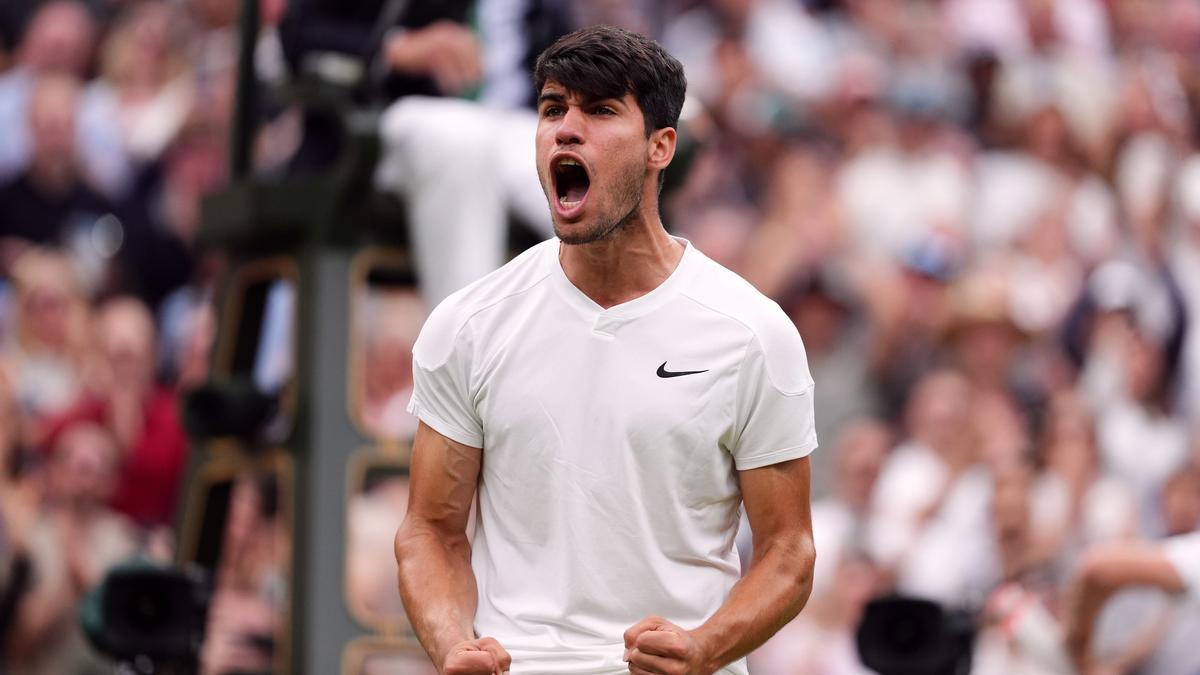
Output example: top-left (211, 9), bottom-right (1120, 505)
top-left (395, 421), bottom-right (509, 674)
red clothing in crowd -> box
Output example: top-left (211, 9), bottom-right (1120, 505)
top-left (45, 387), bottom-right (190, 527)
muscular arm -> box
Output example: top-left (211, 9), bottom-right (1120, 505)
top-left (626, 456), bottom-right (816, 675)
top-left (1063, 542), bottom-right (1186, 671)
top-left (393, 421), bottom-right (484, 669)
top-left (695, 456), bottom-right (816, 670)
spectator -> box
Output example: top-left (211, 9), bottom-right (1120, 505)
top-left (858, 235), bottom-right (960, 418)
top-left (1065, 521), bottom-right (1200, 675)
top-left (280, 0), bottom-right (556, 305)
top-left (866, 369), bottom-right (996, 606)
top-left (1086, 320), bottom-right (1189, 529)
top-left (991, 463), bottom-right (1056, 585)
top-left (1030, 392), bottom-right (1138, 569)
top-left (0, 73), bottom-right (115, 249)
top-left (1065, 398), bottom-right (1196, 674)
top-left (81, 2), bottom-right (195, 169)
top-left (46, 295), bottom-right (189, 528)
top-left (6, 421), bottom-right (137, 675)
top-left (942, 268), bottom-right (1026, 399)
top-left (1109, 469), bottom-right (1200, 675)
top-left (661, 0), bottom-right (836, 113)
top-left (0, 1), bottom-right (132, 198)
top-left (974, 462), bottom-right (1074, 675)
top-left (0, 62), bottom-right (195, 306)
top-left (741, 145), bottom-right (846, 299)
top-left (836, 99), bottom-right (971, 263)
top-left (1, 248), bottom-right (89, 430)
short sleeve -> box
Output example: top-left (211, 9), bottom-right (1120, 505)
top-left (407, 305), bottom-right (484, 448)
top-left (1162, 532), bottom-right (1200, 601)
top-left (726, 313), bottom-right (817, 470)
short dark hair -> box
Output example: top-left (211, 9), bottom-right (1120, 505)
top-left (534, 25), bottom-right (687, 136)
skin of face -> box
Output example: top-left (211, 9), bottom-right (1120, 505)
top-left (29, 76), bottom-right (80, 173)
top-left (98, 299), bottom-right (158, 390)
top-left (535, 81), bottom-right (655, 245)
top-left (52, 424), bottom-right (120, 506)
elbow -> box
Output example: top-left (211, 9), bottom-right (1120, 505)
top-left (393, 516), bottom-right (414, 566)
top-left (393, 514), bottom-right (429, 566)
top-left (794, 534), bottom-right (817, 598)
top-left (393, 513), bottom-right (470, 567)
top-left (760, 531), bottom-right (816, 605)
top-left (780, 534), bottom-right (817, 625)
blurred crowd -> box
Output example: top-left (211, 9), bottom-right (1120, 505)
top-left (0, 0), bottom-right (250, 671)
top-left (0, 0), bottom-right (1198, 673)
top-left (672, 1), bottom-right (1200, 674)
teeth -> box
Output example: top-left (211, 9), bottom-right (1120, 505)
top-left (560, 158), bottom-right (580, 167)
top-left (559, 197), bottom-right (581, 206)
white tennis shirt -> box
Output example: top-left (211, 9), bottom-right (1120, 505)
top-left (408, 237), bottom-right (818, 675)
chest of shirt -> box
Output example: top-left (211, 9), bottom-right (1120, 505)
top-left (469, 303), bottom-right (749, 480)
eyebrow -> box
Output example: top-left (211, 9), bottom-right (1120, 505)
top-left (537, 91), bottom-right (626, 108)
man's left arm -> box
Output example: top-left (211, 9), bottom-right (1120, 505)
top-left (624, 456), bottom-right (816, 675)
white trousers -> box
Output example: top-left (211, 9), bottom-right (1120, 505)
top-left (376, 97), bottom-right (553, 305)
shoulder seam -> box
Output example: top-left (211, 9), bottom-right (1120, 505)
top-left (420, 248), bottom-right (554, 370)
top-left (679, 290), bottom-right (808, 396)
top-left (447, 269), bottom-right (554, 347)
top-left (678, 290), bottom-right (758, 336)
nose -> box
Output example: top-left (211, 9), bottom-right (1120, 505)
top-left (555, 107), bottom-right (584, 146)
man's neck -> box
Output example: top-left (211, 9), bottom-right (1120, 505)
top-left (559, 210), bottom-right (684, 309)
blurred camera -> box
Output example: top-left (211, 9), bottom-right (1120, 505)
top-left (856, 595), bottom-right (975, 675)
top-left (83, 562), bottom-right (210, 672)
top-left (183, 378), bottom-right (279, 442)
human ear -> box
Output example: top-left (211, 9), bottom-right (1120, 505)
top-left (647, 127), bottom-right (676, 172)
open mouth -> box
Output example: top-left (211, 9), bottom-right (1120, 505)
top-left (553, 158), bottom-right (591, 208)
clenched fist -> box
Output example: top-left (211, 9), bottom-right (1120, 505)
top-left (442, 636), bottom-right (511, 675)
top-left (623, 615), bottom-right (713, 675)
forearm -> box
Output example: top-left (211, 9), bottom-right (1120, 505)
top-left (691, 534), bottom-right (816, 672)
top-left (1063, 574), bottom-right (1110, 666)
top-left (395, 518), bottom-right (479, 667)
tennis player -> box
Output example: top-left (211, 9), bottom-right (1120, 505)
top-left (395, 25), bottom-right (818, 675)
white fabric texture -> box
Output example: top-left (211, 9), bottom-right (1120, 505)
top-left (408, 237), bottom-right (817, 674)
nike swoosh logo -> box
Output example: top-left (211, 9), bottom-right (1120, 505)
top-left (657, 361), bottom-right (709, 378)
